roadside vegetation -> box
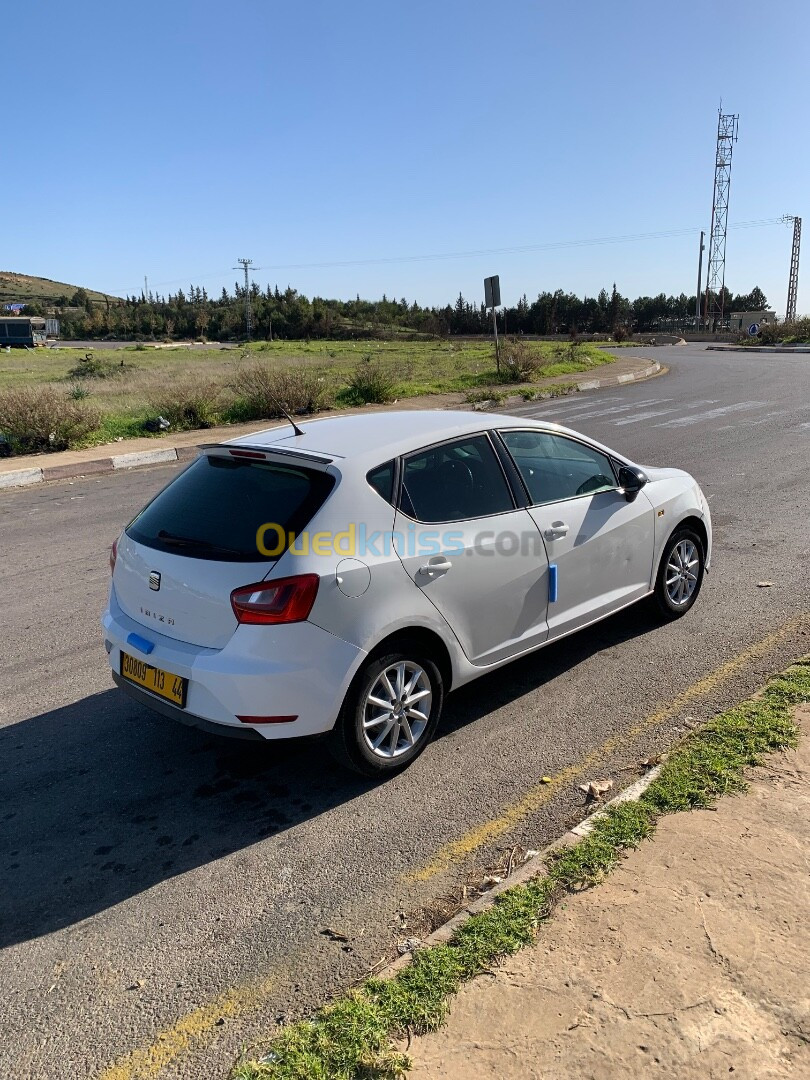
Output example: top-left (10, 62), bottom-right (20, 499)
top-left (748, 316), bottom-right (810, 345)
top-left (0, 338), bottom-right (613, 455)
top-left (2, 271), bottom-right (769, 341)
top-left (231, 658), bottom-right (810, 1080)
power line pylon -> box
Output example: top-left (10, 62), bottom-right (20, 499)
top-left (782, 216), bottom-right (801, 322)
top-left (705, 108), bottom-right (739, 330)
top-left (234, 257), bottom-right (254, 339)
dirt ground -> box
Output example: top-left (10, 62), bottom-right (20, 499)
top-left (407, 708), bottom-right (810, 1079)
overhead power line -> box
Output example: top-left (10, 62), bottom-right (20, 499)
top-left (257, 219), bottom-right (783, 273)
top-left (108, 218), bottom-right (784, 295)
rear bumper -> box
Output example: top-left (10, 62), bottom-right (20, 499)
top-left (102, 587), bottom-right (365, 739)
top-left (112, 672), bottom-right (265, 740)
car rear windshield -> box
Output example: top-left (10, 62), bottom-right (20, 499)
top-left (126, 454), bottom-right (335, 561)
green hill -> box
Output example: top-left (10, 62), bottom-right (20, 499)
top-left (0, 271), bottom-right (118, 308)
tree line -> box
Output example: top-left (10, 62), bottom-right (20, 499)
top-left (22, 281), bottom-right (769, 341)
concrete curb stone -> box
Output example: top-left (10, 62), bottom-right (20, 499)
top-left (378, 764), bottom-right (663, 982)
top-left (706, 344), bottom-right (810, 353)
top-left (41, 458), bottom-right (114, 482)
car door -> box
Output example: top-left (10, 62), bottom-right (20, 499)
top-left (393, 433), bottom-right (550, 666)
top-left (499, 429), bottom-right (655, 638)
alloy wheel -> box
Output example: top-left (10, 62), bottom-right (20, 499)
top-left (362, 661), bottom-right (433, 759)
top-left (665, 538), bottom-right (700, 606)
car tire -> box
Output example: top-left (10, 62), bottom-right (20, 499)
top-left (329, 646), bottom-right (444, 777)
top-left (653, 527), bottom-right (705, 620)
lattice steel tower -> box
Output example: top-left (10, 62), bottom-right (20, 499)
top-left (234, 257), bottom-right (254, 339)
top-left (783, 216), bottom-right (801, 321)
top-left (704, 109), bottom-right (739, 329)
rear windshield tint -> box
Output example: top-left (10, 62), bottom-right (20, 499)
top-left (126, 455), bottom-right (335, 561)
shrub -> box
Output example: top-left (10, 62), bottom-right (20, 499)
top-left (0, 385), bottom-right (101, 453)
top-left (500, 337), bottom-right (540, 383)
top-left (612, 325), bottom-right (630, 343)
top-left (227, 364), bottom-right (328, 422)
top-left (756, 317), bottom-right (810, 345)
top-left (68, 353), bottom-right (127, 379)
top-left (464, 388), bottom-right (506, 405)
top-left (341, 356), bottom-right (396, 405)
top-left (147, 380), bottom-right (220, 430)
top-left (67, 382), bottom-right (91, 400)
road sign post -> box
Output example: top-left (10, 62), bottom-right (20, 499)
top-left (484, 275), bottom-right (501, 374)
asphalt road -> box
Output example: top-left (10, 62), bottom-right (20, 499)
top-left (2, 345), bottom-right (809, 1080)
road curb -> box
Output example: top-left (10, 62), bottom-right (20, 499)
top-left (378, 764), bottom-right (663, 981)
top-left (0, 466), bottom-right (42, 490)
top-left (111, 447), bottom-right (179, 469)
top-left (0, 360), bottom-right (662, 492)
top-left (577, 359), bottom-right (659, 390)
top-left (706, 344), bottom-right (810, 353)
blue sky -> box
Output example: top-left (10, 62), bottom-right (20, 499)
top-left (6, 0), bottom-right (808, 314)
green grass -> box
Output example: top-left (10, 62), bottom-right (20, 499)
top-left (231, 658), bottom-right (810, 1080)
top-left (0, 340), bottom-right (615, 455)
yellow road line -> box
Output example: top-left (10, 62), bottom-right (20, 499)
top-left (97, 974), bottom-right (275, 1080)
top-left (407, 614), bottom-right (809, 882)
top-left (98, 616), bottom-right (809, 1079)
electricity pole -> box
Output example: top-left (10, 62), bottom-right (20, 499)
top-left (695, 231), bottom-right (705, 329)
top-left (234, 257), bottom-right (254, 339)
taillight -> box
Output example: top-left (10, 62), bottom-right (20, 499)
top-left (230, 574), bottom-right (319, 625)
top-left (110, 536), bottom-right (118, 575)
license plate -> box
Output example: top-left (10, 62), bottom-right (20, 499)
top-left (121, 651), bottom-right (187, 708)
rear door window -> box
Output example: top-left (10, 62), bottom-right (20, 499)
top-left (126, 454), bottom-right (334, 561)
top-left (400, 435), bottom-right (514, 522)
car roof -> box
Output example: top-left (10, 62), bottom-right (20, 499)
top-left (225, 409), bottom-right (627, 469)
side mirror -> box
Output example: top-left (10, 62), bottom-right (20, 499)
top-left (618, 465), bottom-right (648, 502)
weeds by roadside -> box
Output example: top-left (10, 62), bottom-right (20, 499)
top-left (338, 356), bottom-right (397, 406)
top-left (500, 337), bottom-right (541, 383)
top-left (231, 658), bottom-right (810, 1080)
top-left (463, 388), bottom-right (507, 406)
top-left (750, 316), bottom-right (810, 346)
top-left (0, 339), bottom-right (616, 456)
top-left (227, 363), bottom-right (329, 422)
top-left (147, 380), bottom-right (220, 430)
top-left (0, 385), bottom-right (101, 453)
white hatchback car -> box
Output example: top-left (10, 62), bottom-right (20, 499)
top-left (103, 410), bottom-right (711, 775)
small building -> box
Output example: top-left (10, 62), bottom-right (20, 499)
top-left (729, 310), bottom-right (777, 333)
top-left (0, 316), bottom-right (48, 346)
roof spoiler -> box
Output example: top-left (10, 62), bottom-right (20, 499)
top-left (199, 443), bottom-right (334, 467)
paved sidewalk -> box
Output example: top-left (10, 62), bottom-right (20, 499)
top-left (0, 355), bottom-right (661, 489)
top-left (407, 709), bottom-right (810, 1079)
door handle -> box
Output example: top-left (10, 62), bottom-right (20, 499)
top-left (419, 557), bottom-right (452, 575)
top-left (543, 521), bottom-right (569, 540)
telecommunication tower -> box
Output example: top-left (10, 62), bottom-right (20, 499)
top-left (234, 257), bottom-right (254, 339)
top-left (783, 216), bottom-right (801, 321)
top-left (704, 108), bottom-right (739, 329)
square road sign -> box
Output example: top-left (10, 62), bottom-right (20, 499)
top-left (484, 275), bottom-right (500, 309)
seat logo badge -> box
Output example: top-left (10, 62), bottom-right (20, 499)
top-left (149, 571), bottom-right (161, 592)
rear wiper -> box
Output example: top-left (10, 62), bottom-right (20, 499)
top-left (157, 530), bottom-right (244, 556)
